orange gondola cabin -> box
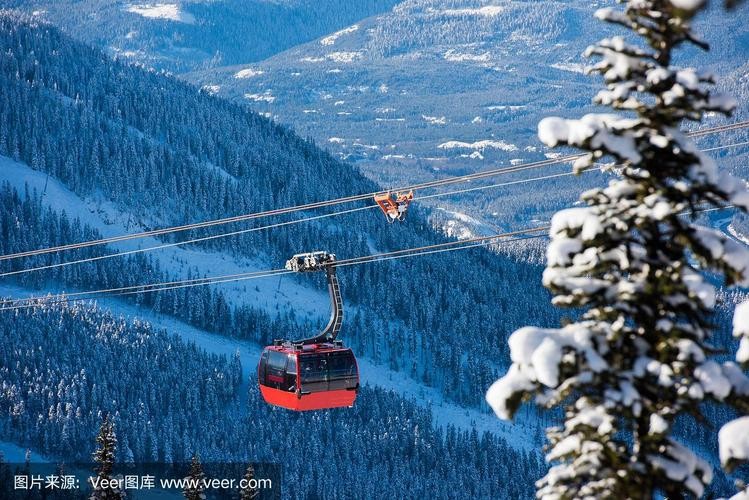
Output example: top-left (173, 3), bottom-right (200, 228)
top-left (258, 251), bottom-right (359, 411)
top-left (374, 190), bottom-right (414, 222)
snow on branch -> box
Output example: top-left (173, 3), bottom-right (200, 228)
top-left (538, 114), bottom-right (642, 166)
top-left (488, 0), bottom-right (749, 495)
top-left (733, 301), bottom-right (749, 364)
top-left (719, 417), bottom-right (749, 470)
top-left (486, 323), bottom-right (608, 419)
top-left (691, 226), bottom-right (749, 285)
top-left (647, 439), bottom-right (713, 498)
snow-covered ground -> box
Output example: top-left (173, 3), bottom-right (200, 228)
top-left (320, 25), bottom-right (359, 46)
top-left (234, 68), bottom-right (265, 79)
top-left (438, 139), bottom-right (519, 152)
top-left (438, 5), bottom-right (504, 17)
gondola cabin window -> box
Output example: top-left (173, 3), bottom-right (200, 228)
top-left (267, 350), bottom-right (292, 391)
top-left (300, 354), bottom-right (328, 393)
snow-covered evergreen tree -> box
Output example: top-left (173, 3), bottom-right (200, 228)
top-left (486, 0), bottom-right (749, 497)
top-left (183, 454), bottom-right (206, 500)
top-left (91, 413), bottom-right (124, 500)
top-left (240, 464), bottom-right (260, 500)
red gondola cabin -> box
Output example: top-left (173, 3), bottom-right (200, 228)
top-left (258, 251), bottom-right (359, 411)
top-left (258, 342), bottom-right (359, 411)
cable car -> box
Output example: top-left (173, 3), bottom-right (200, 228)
top-left (258, 252), bottom-right (359, 411)
top-left (258, 342), bottom-right (359, 411)
top-left (374, 190), bottom-right (414, 222)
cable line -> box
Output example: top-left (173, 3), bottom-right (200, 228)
top-left (2, 140), bottom-right (747, 278)
top-left (0, 227), bottom-right (551, 310)
top-left (0, 206), bottom-right (373, 278)
top-left (2, 120), bottom-right (747, 263)
top-left (2, 203), bottom-right (735, 311)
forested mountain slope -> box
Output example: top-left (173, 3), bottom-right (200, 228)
top-left (0, 17), bottom-right (554, 495)
top-left (0, 301), bottom-right (544, 498)
top-left (0, 0), bottom-right (402, 72)
top-left (6, 0), bottom-right (747, 239)
top-left (0, 9), bottom-right (746, 498)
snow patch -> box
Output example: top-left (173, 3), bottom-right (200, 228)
top-left (435, 209), bottom-right (482, 240)
top-left (201, 84), bottom-right (220, 95)
top-left (487, 104), bottom-right (526, 111)
top-left (422, 115), bottom-right (447, 125)
top-left (126, 3), bottom-right (195, 24)
top-left (440, 6), bottom-right (504, 17)
top-left (438, 139), bottom-right (518, 152)
top-left (326, 51), bottom-right (363, 63)
top-left (733, 300), bottom-right (749, 363)
top-left (244, 91), bottom-right (276, 103)
top-left (719, 417), bottom-right (749, 466)
top-left (444, 49), bottom-right (490, 63)
top-left (234, 68), bottom-right (264, 79)
top-left (320, 25), bottom-right (359, 46)
top-left (551, 62), bottom-right (586, 74)
top-left (669, 0), bottom-right (707, 10)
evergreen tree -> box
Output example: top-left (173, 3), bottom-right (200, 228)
top-left (183, 454), bottom-right (206, 500)
top-left (90, 413), bottom-right (124, 500)
top-left (240, 464), bottom-right (260, 500)
top-left (487, 0), bottom-right (749, 497)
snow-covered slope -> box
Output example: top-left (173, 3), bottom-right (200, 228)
top-left (1, 152), bottom-right (543, 448)
top-left (10, 0), bottom-right (748, 234)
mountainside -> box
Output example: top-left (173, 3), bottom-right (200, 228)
top-left (0, 0), bottom-right (402, 72)
top-left (187, 0), bottom-right (749, 231)
top-left (5, 0), bottom-right (748, 236)
top-left (0, 301), bottom-right (544, 498)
